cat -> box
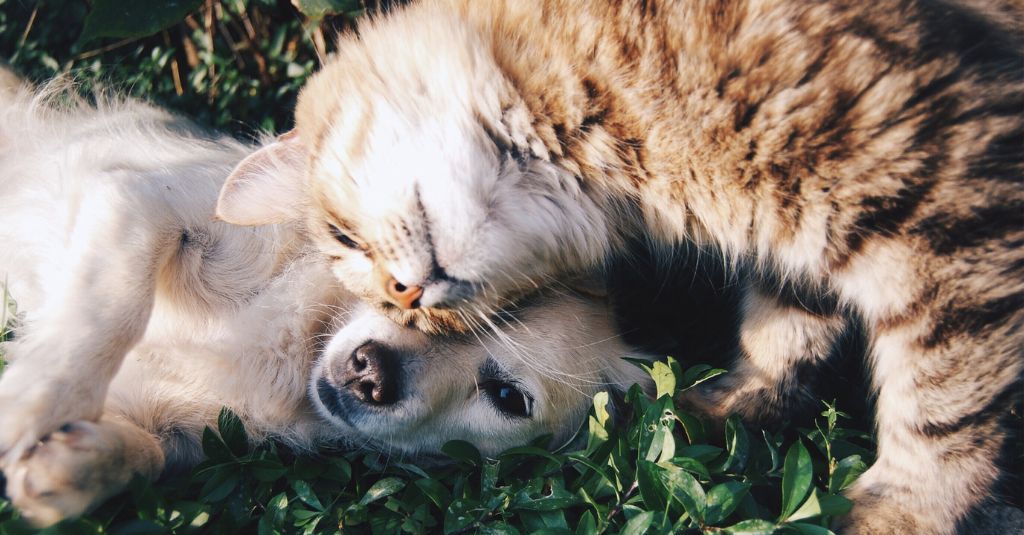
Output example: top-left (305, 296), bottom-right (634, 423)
top-left (0, 80), bottom-right (652, 526)
top-left (216, 1), bottom-right (1024, 533)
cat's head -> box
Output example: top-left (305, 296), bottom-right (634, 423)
top-left (215, 10), bottom-right (616, 333)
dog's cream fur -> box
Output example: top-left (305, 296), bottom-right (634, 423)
top-left (0, 84), bottom-right (651, 526)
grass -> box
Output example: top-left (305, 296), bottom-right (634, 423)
top-left (0, 348), bottom-right (875, 534)
top-left (0, 1), bottom-right (887, 533)
top-left (0, 280), bottom-right (12, 375)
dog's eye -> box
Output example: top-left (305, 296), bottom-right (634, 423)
top-left (328, 224), bottom-right (361, 250)
top-left (481, 379), bottom-right (533, 418)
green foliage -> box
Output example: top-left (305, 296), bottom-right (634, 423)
top-left (0, 280), bottom-right (13, 374)
top-left (79, 0), bottom-right (205, 44)
top-left (0, 360), bottom-right (875, 533)
top-left (0, 0), bottom-right (373, 135)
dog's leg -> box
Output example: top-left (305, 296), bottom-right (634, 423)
top-left (681, 282), bottom-right (847, 428)
top-left (2, 416), bottom-right (164, 528)
top-left (0, 184), bottom-right (174, 464)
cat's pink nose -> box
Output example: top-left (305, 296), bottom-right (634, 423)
top-left (385, 276), bottom-right (423, 309)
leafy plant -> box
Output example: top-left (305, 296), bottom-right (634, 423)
top-left (0, 0), bottom-right (382, 135)
top-left (0, 358), bottom-right (874, 534)
top-left (0, 279), bottom-right (13, 374)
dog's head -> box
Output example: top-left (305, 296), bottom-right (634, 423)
top-left (311, 292), bottom-right (652, 457)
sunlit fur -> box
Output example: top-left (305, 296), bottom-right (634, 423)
top-left (0, 83), bottom-right (651, 526)
top-left (275, 1), bottom-right (1022, 533)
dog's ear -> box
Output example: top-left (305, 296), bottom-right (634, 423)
top-left (216, 130), bottom-right (308, 225)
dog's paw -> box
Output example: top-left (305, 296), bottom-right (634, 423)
top-left (2, 421), bottom-right (138, 527)
top-left (0, 367), bottom-right (106, 465)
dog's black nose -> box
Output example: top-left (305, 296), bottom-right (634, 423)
top-left (340, 342), bottom-right (401, 405)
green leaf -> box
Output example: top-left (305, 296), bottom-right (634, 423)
top-left (480, 523), bottom-right (524, 535)
top-left (639, 396), bottom-right (675, 462)
top-left (258, 492), bottom-right (288, 535)
top-left (415, 478), bottom-right (451, 510)
top-left (670, 457), bottom-right (711, 480)
top-left (200, 427), bottom-right (234, 462)
top-left (345, 503), bottom-right (368, 526)
top-left (575, 511), bottom-right (597, 535)
top-left (79, 0), bottom-right (203, 44)
top-left (705, 481), bottom-right (751, 525)
top-left (291, 480), bottom-right (324, 511)
top-left (787, 490), bottom-right (853, 523)
top-left (511, 487), bottom-right (581, 511)
top-left (716, 416), bottom-right (750, 474)
top-left (829, 455), bottom-right (868, 493)
top-left (249, 459), bottom-right (288, 482)
top-left (786, 522), bottom-right (837, 535)
top-left (523, 509), bottom-right (570, 530)
top-left (679, 364), bottom-right (728, 391)
top-left (621, 510), bottom-right (654, 535)
top-left (676, 445), bottom-right (722, 464)
top-left (292, 0), bottom-right (361, 21)
top-left (360, 477), bottom-right (406, 505)
top-left (217, 408), bottom-right (248, 457)
top-left (645, 425), bottom-right (677, 463)
top-left (292, 508), bottom-right (322, 521)
top-left (762, 430), bottom-right (784, 474)
top-left (635, 461), bottom-right (668, 512)
top-left (661, 464), bottom-right (705, 525)
top-left (442, 440), bottom-right (482, 466)
top-left (593, 391), bottom-right (611, 427)
top-left (648, 360), bottom-right (676, 399)
top-left (779, 440), bottom-right (813, 521)
top-left (198, 465), bottom-right (239, 502)
top-left (499, 446), bottom-right (564, 469)
top-left (107, 520), bottom-right (166, 535)
top-left (725, 518), bottom-right (778, 534)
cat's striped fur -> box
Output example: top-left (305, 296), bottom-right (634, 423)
top-left (217, 1), bottom-right (1023, 532)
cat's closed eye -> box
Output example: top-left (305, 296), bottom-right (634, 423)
top-left (328, 224), bottom-right (362, 250)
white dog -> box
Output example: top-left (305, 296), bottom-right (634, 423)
top-left (0, 82), bottom-right (651, 526)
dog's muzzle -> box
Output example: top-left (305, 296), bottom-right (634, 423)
top-left (316, 341), bottom-right (403, 422)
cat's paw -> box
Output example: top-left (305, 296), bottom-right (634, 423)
top-left (833, 493), bottom-right (949, 535)
top-left (2, 421), bottom-right (134, 527)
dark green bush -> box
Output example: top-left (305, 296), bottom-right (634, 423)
top-left (0, 359), bottom-right (874, 534)
top-left (0, 0), bottom-right (371, 135)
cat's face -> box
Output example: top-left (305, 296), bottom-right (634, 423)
top-left (216, 25), bottom-right (614, 333)
top-left (311, 292), bottom-right (651, 457)
top-left (307, 95), bottom-right (619, 333)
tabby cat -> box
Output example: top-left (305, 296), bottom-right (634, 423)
top-left (216, 1), bottom-right (1024, 532)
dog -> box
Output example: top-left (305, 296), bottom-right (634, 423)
top-left (0, 81), bottom-right (652, 527)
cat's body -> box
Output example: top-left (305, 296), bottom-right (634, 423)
top-left (218, 1), bottom-right (1024, 533)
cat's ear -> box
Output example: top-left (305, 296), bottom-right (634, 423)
top-left (216, 130), bottom-right (308, 225)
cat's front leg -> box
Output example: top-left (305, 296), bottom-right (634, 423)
top-left (681, 282), bottom-right (847, 428)
top-left (834, 320), bottom-right (1020, 535)
top-left (2, 417), bottom-right (164, 527)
